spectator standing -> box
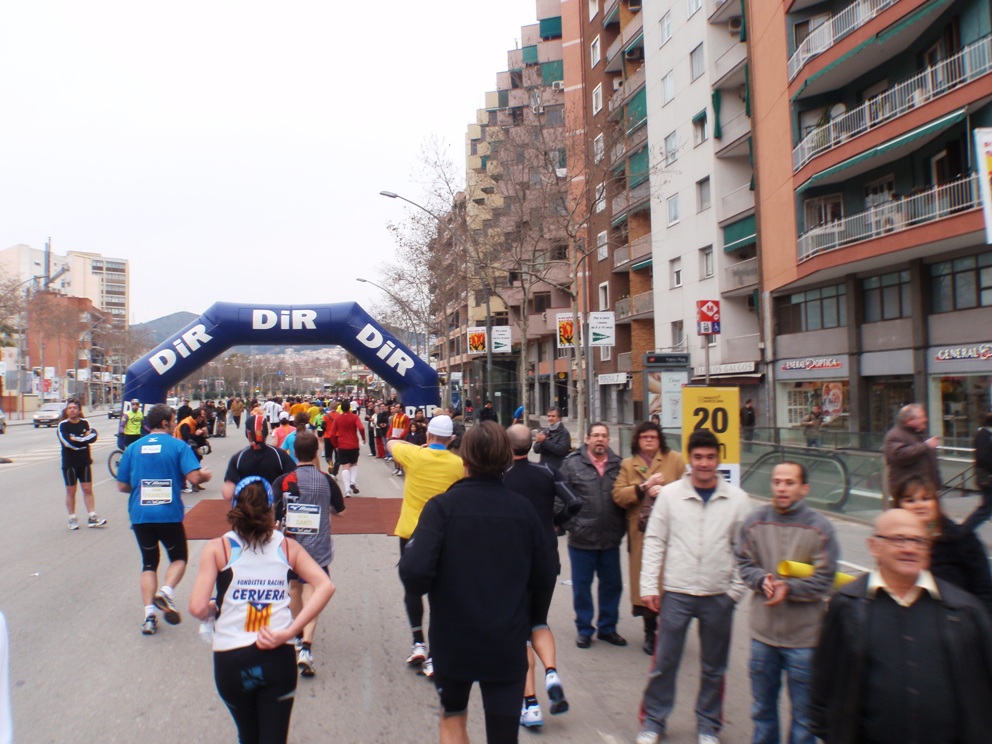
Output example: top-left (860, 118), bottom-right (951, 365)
top-left (611, 421), bottom-right (685, 655)
top-left (374, 403), bottom-right (390, 459)
top-left (882, 403), bottom-right (940, 497)
top-left (512, 404), bottom-right (525, 425)
top-left (122, 399), bottom-right (145, 448)
top-left (388, 404), bottom-right (411, 475)
top-left (57, 400), bottom-right (106, 530)
top-left (811, 509), bottom-right (992, 744)
top-left (532, 408), bottom-right (571, 472)
top-left (447, 406), bottom-right (466, 454)
top-left (736, 462), bottom-right (838, 744)
top-left (964, 411), bottom-right (992, 531)
top-left (558, 423), bottom-right (626, 649)
top-left (478, 400), bottom-right (499, 424)
top-left (229, 397), bottom-right (245, 430)
top-left (399, 422), bottom-right (555, 744)
top-left (636, 429), bottom-right (751, 744)
top-left (800, 405), bottom-right (823, 448)
top-left (364, 402), bottom-right (377, 457)
top-left (741, 399), bottom-right (757, 453)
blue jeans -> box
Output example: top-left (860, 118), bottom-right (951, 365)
top-left (567, 545), bottom-right (622, 637)
top-left (748, 640), bottom-right (815, 744)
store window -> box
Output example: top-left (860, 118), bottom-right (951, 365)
top-left (863, 270), bottom-right (911, 322)
top-left (775, 284), bottom-right (847, 334)
top-left (933, 374), bottom-right (992, 445)
top-left (930, 252), bottom-right (992, 313)
top-left (784, 381), bottom-right (850, 427)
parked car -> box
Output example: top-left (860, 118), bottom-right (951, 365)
top-left (108, 406), bottom-right (122, 420)
top-left (0, 409), bottom-right (6, 434)
top-left (33, 402), bottom-right (64, 428)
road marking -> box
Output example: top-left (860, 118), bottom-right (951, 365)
top-left (839, 559), bottom-right (870, 573)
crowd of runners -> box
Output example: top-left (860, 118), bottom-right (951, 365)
top-left (38, 394), bottom-right (992, 743)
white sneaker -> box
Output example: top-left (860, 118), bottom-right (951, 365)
top-left (636, 732), bottom-right (661, 744)
top-left (421, 657), bottom-right (434, 678)
top-left (698, 735), bottom-right (720, 744)
top-left (519, 702), bottom-right (544, 728)
top-left (545, 670), bottom-right (569, 714)
top-left (406, 642), bottom-right (427, 665)
top-left (297, 648), bottom-right (315, 677)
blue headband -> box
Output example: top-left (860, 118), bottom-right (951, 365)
top-left (232, 476), bottom-right (274, 508)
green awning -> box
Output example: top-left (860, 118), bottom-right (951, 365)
top-left (692, 109), bottom-right (707, 123)
top-left (712, 90), bottom-right (722, 140)
top-left (723, 214), bottom-right (757, 252)
top-left (631, 258), bottom-right (653, 271)
top-left (603, 4), bottom-right (620, 25)
top-left (624, 33), bottom-right (644, 53)
top-left (739, 0), bottom-right (747, 42)
top-left (498, 90), bottom-right (509, 108)
top-left (522, 45), bottom-right (538, 65)
top-left (541, 60), bottom-right (564, 85)
top-left (744, 63), bottom-right (750, 117)
top-left (628, 146), bottom-right (650, 188)
top-left (796, 108), bottom-right (967, 193)
top-left (627, 87), bottom-right (647, 132)
top-left (539, 16), bottom-right (563, 39)
top-left (878, 0), bottom-right (952, 43)
top-left (610, 212), bottom-right (629, 227)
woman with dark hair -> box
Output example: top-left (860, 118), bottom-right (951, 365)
top-left (894, 476), bottom-right (992, 617)
top-left (189, 477), bottom-right (334, 744)
top-left (399, 421), bottom-right (556, 743)
top-left (612, 421), bottom-right (685, 654)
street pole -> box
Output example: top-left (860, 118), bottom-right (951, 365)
top-left (484, 289), bottom-right (493, 406)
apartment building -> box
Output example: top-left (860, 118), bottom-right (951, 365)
top-left (749, 0), bottom-right (992, 443)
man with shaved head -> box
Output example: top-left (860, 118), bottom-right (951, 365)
top-left (811, 509), bottom-right (992, 743)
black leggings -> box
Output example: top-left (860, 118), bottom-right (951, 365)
top-left (434, 674), bottom-right (525, 744)
top-left (214, 644), bottom-right (297, 744)
top-left (399, 538), bottom-right (424, 633)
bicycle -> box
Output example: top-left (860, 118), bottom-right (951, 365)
top-left (108, 448), bottom-right (124, 478)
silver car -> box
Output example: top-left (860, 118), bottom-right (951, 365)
top-left (33, 402), bottom-right (64, 428)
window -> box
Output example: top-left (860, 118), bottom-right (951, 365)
top-left (700, 246), bottom-right (714, 278)
top-left (931, 252), bottom-right (992, 313)
top-left (667, 194), bottom-right (680, 226)
top-left (597, 231), bottom-right (609, 261)
top-left (589, 0), bottom-right (598, 21)
top-left (704, 333), bottom-right (716, 347)
top-left (662, 71), bottom-right (675, 104)
top-left (664, 131), bottom-right (678, 165)
top-left (863, 270), bottom-right (911, 322)
top-left (594, 182), bottom-right (606, 213)
top-left (688, 0), bottom-right (702, 16)
top-left (660, 11), bottom-right (672, 45)
top-left (775, 284), bottom-right (848, 334)
top-left (697, 177), bottom-right (711, 212)
top-left (804, 194), bottom-right (843, 230)
top-left (690, 43), bottom-right (705, 81)
top-left (546, 105), bottom-right (564, 127)
top-left (534, 292), bottom-right (552, 314)
top-left (599, 282), bottom-right (609, 310)
top-left (593, 133), bottom-right (604, 163)
top-left (671, 257), bottom-right (683, 287)
top-left (693, 111), bottom-right (707, 145)
top-left (551, 243), bottom-right (569, 261)
top-left (672, 320), bottom-right (685, 348)
top-left (592, 83), bottom-right (603, 114)
top-left (591, 36), bottom-right (601, 67)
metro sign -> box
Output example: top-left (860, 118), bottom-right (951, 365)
top-left (696, 300), bottom-right (721, 335)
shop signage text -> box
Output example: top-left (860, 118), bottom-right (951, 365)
top-left (780, 357), bottom-right (844, 372)
top-left (933, 343), bottom-right (992, 362)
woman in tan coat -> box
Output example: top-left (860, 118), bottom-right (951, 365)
top-left (612, 420), bottom-right (685, 655)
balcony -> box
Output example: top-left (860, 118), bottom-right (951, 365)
top-left (613, 232), bottom-right (652, 272)
top-left (711, 41), bottom-right (746, 89)
top-left (719, 183), bottom-right (755, 224)
top-left (722, 257), bottom-right (758, 295)
top-left (611, 179), bottom-right (650, 218)
top-left (793, 35), bottom-right (992, 171)
top-left (617, 351), bottom-right (633, 372)
top-left (797, 173), bottom-right (980, 261)
top-left (606, 10), bottom-right (643, 68)
top-left (609, 65), bottom-right (645, 113)
top-left (708, 0), bottom-right (742, 24)
top-left (715, 109), bottom-right (751, 158)
top-left (788, 0), bottom-right (896, 81)
top-left (722, 333), bottom-right (760, 363)
top-left (615, 290), bottom-right (654, 323)
top-left (609, 123), bottom-right (648, 165)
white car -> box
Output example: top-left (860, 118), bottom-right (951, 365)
top-left (33, 402), bottom-right (64, 428)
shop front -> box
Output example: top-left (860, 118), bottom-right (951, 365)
top-left (597, 372), bottom-right (633, 425)
top-left (927, 342), bottom-right (992, 447)
top-left (774, 355), bottom-right (851, 443)
top-left (861, 350), bottom-right (915, 435)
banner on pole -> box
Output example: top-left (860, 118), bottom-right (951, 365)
top-left (467, 327), bottom-right (488, 354)
top-left (588, 312), bottom-right (616, 347)
top-left (556, 314), bottom-right (576, 349)
top-left (491, 326), bottom-right (511, 353)
top-left (976, 128), bottom-right (992, 244)
top-left (681, 386), bottom-right (741, 487)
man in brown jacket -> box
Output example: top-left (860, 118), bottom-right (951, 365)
top-left (882, 403), bottom-right (940, 498)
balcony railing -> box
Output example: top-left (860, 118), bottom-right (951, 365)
top-left (723, 256), bottom-right (758, 292)
top-left (617, 351), bottom-right (633, 372)
top-left (720, 183), bottom-right (754, 222)
top-left (797, 173), bottom-right (980, 261)
top-left (614, 244), bottom-right (630, 268)
top-left (794, 35), bottom-right (992, 170)
top-left (616, 290), bottom-right (654, 320)
top-left (788, 0), bottom-right (896, 81)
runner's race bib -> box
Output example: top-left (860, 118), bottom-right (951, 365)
top-left (140, 479), bottom-right (173, 506)
top-left (285, 503), bottom-right (320, 535)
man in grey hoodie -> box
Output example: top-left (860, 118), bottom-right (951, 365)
top-left (735, 461), bottom-right (839, 744)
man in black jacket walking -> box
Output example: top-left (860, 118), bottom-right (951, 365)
top-left (532, 407), bottom-right (571, 471)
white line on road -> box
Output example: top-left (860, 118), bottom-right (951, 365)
top-left (839, 559), bottom-right (870, 573)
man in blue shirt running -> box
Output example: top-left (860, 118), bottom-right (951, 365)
top-left (117, 403), bottom-right (212, 636)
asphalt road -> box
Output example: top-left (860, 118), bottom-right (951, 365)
top-left (0, 416), bottom-right (880, 743)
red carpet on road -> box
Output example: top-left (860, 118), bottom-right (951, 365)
top-left (184, 497), bottom-right (403, 540)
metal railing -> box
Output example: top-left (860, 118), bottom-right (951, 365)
top-left (722, 257), bottom-right (758, 292)
top-left (797, 173), bottom-right (980, 261)
top-left (788, 0), bottom-right (896, 81)
top-left (794, 35), bottom-right (992, 169)
top-left (615, 290), bottom-right (653, 321)
top-left (617, 351), bottom-right (633, 372)
top-left (613, 243), bottom-right (631, 269)
top-left (720, 183), bottom-right (754, 222)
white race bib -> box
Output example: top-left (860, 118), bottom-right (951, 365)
top-left (391, 427), bottom-right (404, 438)
top-left (140, 479), bottom-right (172, 506)
top-left (285, 503), bottom-right (320, 535)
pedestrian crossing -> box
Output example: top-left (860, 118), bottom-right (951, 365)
top-left (0, 441), bottom-right (116, 471)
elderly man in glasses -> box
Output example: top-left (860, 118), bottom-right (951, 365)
top-left (810, 509), bottom-right (992, 744)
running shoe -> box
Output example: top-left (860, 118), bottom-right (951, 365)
top-left (87, 514), bottom-right (107, 528)
top-left (297, 648), bottom-right (315, 677)
top-left (406, 642), bottom-right (427, 665)
top-left (545, 670), bottom-right (569, 714)
top-left (420, 657), bottom-right (434, 678)
top-left (520, 702), bottom-right (544, 729)
top-left (153, 591), bottom-right (182, 625)
top-left (350, 485), bottom-right (360, 495)
top-left (141, 615), bottom-right (157, 635)
top-left (698, 736), bottom-right (720, 744)
top-left (181, 487), bottom-right (193, 494)
top-left (67, 516), bottom-right (79, 531)
top-left (636, 732), bottom-right (661, 744)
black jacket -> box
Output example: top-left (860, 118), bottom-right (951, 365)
top-left (532, 424), bottom-right (571, 471)
top-left (932, 515), bottom-right (992, 617)
top-left (398, 476), bottom-right (555, 682)
top-left (558, 445), bottom-right (624, 550)
top-left (975, 426), bottom-right (992, 488)
top-left (811, 574), bottom-right (992, 743)
top-left (478, 406), bottom-right (499, 423)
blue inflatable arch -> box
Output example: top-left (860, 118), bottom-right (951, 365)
top-left (121, 302), bottom-right (440, 411)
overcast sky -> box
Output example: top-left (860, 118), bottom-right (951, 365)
top-left (0, 1), bottom-right (537, 323)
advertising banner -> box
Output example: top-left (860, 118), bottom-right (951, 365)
top-left (556, 314), bottom-right (576, 349)
top-left (588, 312), bottom-right (615, 347)
top-left (491, 326), bottom-right (511, 353)
top-left (467, 327), bottom-right (488, 354)
top-left (975, 128), bottom-right (992, 244)
top-left (681, 386), bottom-right (741, 487)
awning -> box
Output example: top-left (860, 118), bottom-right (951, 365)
top-left (878, 0), bottom-right (953, 43)
top-left (631, 258), bottom-right (653, 271)
top-left (796, 108), bottom-right (967, 193)
top-left (610, 212), bottom-right (629, 227)
top-left (539, 16), bottom-right (562, 39)
top-left (603, 3), bottom-right (619, 26)
top-left (624, 33), bottom-right (644, 54)
top-left (723, 214), bottom-right (757, 253)
top-left (692, 109), bottom-right (707, 123)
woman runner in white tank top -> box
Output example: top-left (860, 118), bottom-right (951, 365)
top-left (189, 476), bottom-right (334, 744)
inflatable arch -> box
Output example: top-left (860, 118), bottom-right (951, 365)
top-left (121, 302), bottom-right (440, 412)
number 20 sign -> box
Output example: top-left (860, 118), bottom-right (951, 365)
top-left (681, 387), bottom-right (741, 487)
